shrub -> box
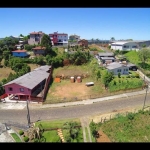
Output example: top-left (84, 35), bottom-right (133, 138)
top-left (127, 112), bottom-right (135, 120)
top-left (34, 138), bottom-right (39, 143)
top-left (24, 136), bottom-right (29, 142)
top-left (19, 130), bottom-right (24, 135)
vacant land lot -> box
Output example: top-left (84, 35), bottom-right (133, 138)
top-left (98, 109), bottom-right (150, 142)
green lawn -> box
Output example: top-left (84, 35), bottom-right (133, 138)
top-left (10, 133), bottom-right (22, 142)
top-left (35, 118), bottom-right (83, 143)
top-left (42, 130), bottom-right (61, 142)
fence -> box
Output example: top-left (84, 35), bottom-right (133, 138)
top-left (94, 107), bottom-right (150, 124)
top-left (44, 88), bottom-right (142, 104)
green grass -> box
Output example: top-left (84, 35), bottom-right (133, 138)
top-left (10, 133), bottom-right (22, 142)
top-left (35, 118), bottom-right (80, 129)
top-left (85, 127), bottom-right (89, 142)
top-left (42, 130), bottom-right (61, 142)
top-left (99, 110), bottom-right (150, 142)
top-left (35, 118), bottom-right (83, 143)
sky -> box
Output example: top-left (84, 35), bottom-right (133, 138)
top-left (1, 8), bottom-right (150, 40)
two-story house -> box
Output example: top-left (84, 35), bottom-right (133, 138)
top-left (32, 46), bottom-right (46, 56)
top-left (49, 32), bottom-right (68, 46)
top-left (69, 34), bottom-right (80, 42)
top-left (28, 31), bottom-right (44, 45)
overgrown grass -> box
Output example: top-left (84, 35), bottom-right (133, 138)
top-left (99, 110), bottom-right (150, 142)
top-left (10, 133), bottom-right (22, 142)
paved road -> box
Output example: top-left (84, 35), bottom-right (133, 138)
top-left (0, 93), bottom-right (150, 125)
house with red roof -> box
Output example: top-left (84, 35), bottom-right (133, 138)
top-left (32, 46), bottom-right (46, 56)
top-left (12, 50), bottom-right (29, 57)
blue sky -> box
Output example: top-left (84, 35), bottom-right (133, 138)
top-left (1, 8), bottom-right (150, 40)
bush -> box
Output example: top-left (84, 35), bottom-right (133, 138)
top-left (24, 136), bottom-right (29, 142)
top-left (127, 112), bottom-right (135, 120)
top-left (19, 130), bottom-right (24, 135)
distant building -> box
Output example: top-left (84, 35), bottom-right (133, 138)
top-left (78, 39), bottom-right (88, 47)
top-left (15, 44), bottom-right (24, 50)
top-left (28, 31), bottom-right (44, 45)
top-left (32, 46), bottom-right (46, 56)
top-left (111, 41), bottom-right (139, 51)
top-left (49, 32), bottom-right (68, 46)
top-left (12, 50), bottom-right (28, 58)
top-left (69, 34), bottom-right (80, 41)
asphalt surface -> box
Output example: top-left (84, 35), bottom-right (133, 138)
top-left (0, 93), bottom-right (150, 125)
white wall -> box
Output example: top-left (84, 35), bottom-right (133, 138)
top-left (111, 42), bottom-right (139, 51)
top-left (108, 66), bottom-right (129, 75)
top-left (57, 35), bottom-right (68, 42)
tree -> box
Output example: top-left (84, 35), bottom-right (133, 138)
top-left (110, 37), bottom-right (115, 41)
top-left (41, 34), bottom-right (52, 47)
top-left (102, 71), bottom-right (114, 89)
top-left (138, 48), bottom-right (150, 68)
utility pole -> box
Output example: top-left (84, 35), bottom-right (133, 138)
top-left (142, 84), bottom-right (148, 110)
top-left (26, 99), bottom-right (31, 128)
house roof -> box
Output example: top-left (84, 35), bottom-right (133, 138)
top-left (101, 57), bottom-right (115, 60)
top-left (106, 62), bottom-right (129, 70)
top-left (30, 31), bottom-right (44, 35)
top-left (49, 33), bottom-right (68, 35)
top-left (111, 41), bottom-right (139, 45)
top-left (12, 50), bottom-right (27, 52)
top-left (3, 65), bottom-right (52, 90)
top-left (127, 63), bottom-right (137, 67)
top-left (98, 52), bottom-right (114, 57)
top-left (32, 46), bottom-right (46, 50)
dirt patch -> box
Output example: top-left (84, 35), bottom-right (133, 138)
top-left (96, 130), bottom-right (111, 142)
top-left (50, 82), bottom-right (91, 97)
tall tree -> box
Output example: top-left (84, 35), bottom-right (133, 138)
top-left (138, 48), bottom-right (150, 68)
top-left (41, 34), bottom-right (52, 55)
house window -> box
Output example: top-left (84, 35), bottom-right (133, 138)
top-left (117, 69), bottom-right (121, 72)
top-left (132, 46), bottom-right (137, 48)
top-left (18, 53), bottom-right (20, 54)
top-left (20, 88), bottom-right (24, 92)
top-left (126, 69), bottom-right (128, 71)
top-left (8, 87), bottom-right (13, 91)
top-left (124, 46), bottom-right (129, 48)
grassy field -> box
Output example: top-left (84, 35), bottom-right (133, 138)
top-left (85, 127), bottom-right (89, 142)
top-left (99, 109), bottom-right (150, 142)
top-left (88, 44), bottom-right (104, 52)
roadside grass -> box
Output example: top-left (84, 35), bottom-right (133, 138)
top-left (85, 127), bottom-right (89, 142)
top-left (35, 118), bottom-right (80, 129)
top-left (89, 44), bottom-right (104, 52)
top-left (35, 118), bottom-right (83, 143)
top-left (99, 110), bottom-right (150, 142)
top-left (10, 133), bottom-right (22, 142)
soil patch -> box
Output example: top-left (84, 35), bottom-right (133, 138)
top-left (96, 130), bottom-right (111, 142)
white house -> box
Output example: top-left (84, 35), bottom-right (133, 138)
top-left (105, 62), bottom-right (129, 75)
top-left (111, 41), bottom-right (139, 51)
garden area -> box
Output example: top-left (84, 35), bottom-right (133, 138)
top-left (16, 118), bottom-right (83, 143)
top-left (91, 109), bottom-right (150, 142)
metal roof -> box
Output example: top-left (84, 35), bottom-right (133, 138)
top-left (98, 52), bottom-right (114, 57)
top-left (101, 57), bottom-right (115, 60)
top-left (3, 65), bottom-right (51, 89)
top-left (106, 62), bottom-right (129, 70)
